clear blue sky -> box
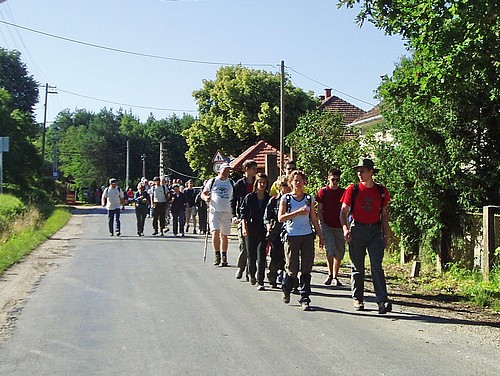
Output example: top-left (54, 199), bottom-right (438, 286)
top-left (0, 0), bottom-right (407, 125)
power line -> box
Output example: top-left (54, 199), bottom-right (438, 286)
top-left (57, 88), bottom-right (198, 113)
top-left (287, 67), bottom-right (377, 107)
top-left (0, 20), bottom-right (277, 69)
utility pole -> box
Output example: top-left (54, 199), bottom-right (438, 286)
top-left (125, 140), bottom-right (130, 189)
top-left (52, 128), bottom-right (59, 179)
top-left (141, 154), bottom-right (146, 178)
top-left (279, 60), bottom-right (285, 175)
top-left (41, 83), bottom-right (58, 160)
top-left (159, 141), bottom-right (164, 177)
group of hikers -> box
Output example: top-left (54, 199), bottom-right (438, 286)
top-left (101, 176), bottom-right (208, 238)
top-left (101, 157), bottom-right (392, 314)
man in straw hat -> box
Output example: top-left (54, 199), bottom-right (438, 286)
top-left (340, 158), bottom-right (393, 314)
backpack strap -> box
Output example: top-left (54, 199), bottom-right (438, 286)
top-left (350, 183), bottom-right (385, 215)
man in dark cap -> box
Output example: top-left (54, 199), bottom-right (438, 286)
top-left (340, 158), bottom-right (392, 314)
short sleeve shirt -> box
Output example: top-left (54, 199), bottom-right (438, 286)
top-left (203, 178), bottom-right (233, 213)
top-left (341, 183), bottom-right (390, 224)
top-left (103, 187), bottom-right (123, 210)
top-left (316, 185), bottom-right (345, 228)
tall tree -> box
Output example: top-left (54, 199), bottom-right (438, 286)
top-left (287, 109), bottom-right (361, 192)
top-left (184, 65), bottom-right (317, 178)
top-left (340, 0), bottom-right (500, 266)
top-left (0, 48), bottom-right (41, 188)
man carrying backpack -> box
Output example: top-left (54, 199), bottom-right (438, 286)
top-left (102, 178), bottom-right (125, 236)
top-left (202, 163), bottom-right (234, 267)
top-left (340, 158), bottom-right (392, 314)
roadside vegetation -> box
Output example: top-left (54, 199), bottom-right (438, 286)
top-left (316, 247), bottom-right (500, 313)
top-left (0, 194), bottom-right (72, 276)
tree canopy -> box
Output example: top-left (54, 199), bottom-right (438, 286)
top-left (340, 0), bottom-right (500, 266)
top-left (184, 65), bottom-right (318, 178)
top-left (0, 48), bottom-right (41, 188)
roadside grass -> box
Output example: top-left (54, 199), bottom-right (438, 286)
top-left (0, 204), bottom-right (72, 277)
top-left (314, 243), bottom-right (500, 312)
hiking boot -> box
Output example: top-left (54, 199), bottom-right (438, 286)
top-left (213, 252), bottom-right (221, 266)
top-left (282, 291), bottom-right (291, 304)
top-left (332, 277), bottom-right (343, 287)
top-left (324, 275), bottom-right (333, 285)
top-left (378, 301), bottom-right (393, 314)
top-left (300, 301), bottom-right (311, 311)
top-left (353, 299), bottom-right (365, 311)
top-left (221, 253), bottom-right (228, 267)
top-left (235, 268), bottom-right (244, 279)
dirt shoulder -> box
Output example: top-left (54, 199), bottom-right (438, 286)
top-left (0, 212), bottom-right (83, 342)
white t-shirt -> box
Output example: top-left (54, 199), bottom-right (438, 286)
top-left (203, 177), bottom-right (233, 213)
top-left (103, 187), bottom-right (124, 210)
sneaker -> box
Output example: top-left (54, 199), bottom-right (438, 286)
top-left (165, 228), bottom-right (170, 232)
top-left (292, 288), bottom-right (300, 295)
top-left (235, 268), bottom-right (244, 279)
top-left (152, 231), bottom-right (158, 236)
top-left (160, 231), bottom-right (164, 236)
top-left (353, 299), bottom-right (365, 311)
top-left (193, 230), bottom-right (197, 234)
top-left (282, 291), bottom-right (291, 304)
top-left (181, 233), bottom-right (185, 237)
top-left (257, 285), bottom-right (265, 291)
top-left (109, 233), bottom-right (114, 236)
top-left (300, 301), bottom-right (311, 311)
top-left (332, 277), bottom-right (343, 287)
top-left (324, 275), bottom-right (333, 285)
top-left (116, 232), bottom-right (121, 237)
top-left (378, 301), bottom-right (393, 314)
top-left (137, 232), bottom-right (141, 236)
top-left (250, 277), bottom-right (257, 285)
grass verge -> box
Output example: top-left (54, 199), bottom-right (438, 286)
top-left (0, 206), bottom-right (72, 277)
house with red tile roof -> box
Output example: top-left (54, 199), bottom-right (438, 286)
top-left (318, 88), bottom-right (367, 125)
top-left (229, 140), bottom-right (287, 175)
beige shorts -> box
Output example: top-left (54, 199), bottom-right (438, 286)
top-left (209, 210), bottom-right (232, 236)
top-left (321, 224), bottom-right (345, 259)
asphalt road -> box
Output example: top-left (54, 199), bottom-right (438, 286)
top-left (0, 207), bottom-right (498, 375)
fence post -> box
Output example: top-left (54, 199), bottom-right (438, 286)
top-left (482, 205), bottom-right (499, 281)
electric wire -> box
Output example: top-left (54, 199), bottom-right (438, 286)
top-left (0, 20), bottom-right (277, 68)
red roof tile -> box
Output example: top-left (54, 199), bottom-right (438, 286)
top-left (319, 95), bottom-right (366, 125)
top-left (229, 140), bottom-right (287, 172)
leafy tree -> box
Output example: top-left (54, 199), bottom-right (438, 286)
top-left (184, 65), bottom-right (317, 178)
top-left (287, 109), bottom-right (361, 193)
top-left (0, 48), bottom-right (41, 188)
top-left (339, 0), bottom-right (500, 266)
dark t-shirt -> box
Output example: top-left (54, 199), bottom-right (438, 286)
top-left (317, 185), bottom-right (345, 228)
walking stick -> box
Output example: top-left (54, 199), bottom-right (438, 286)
top-left (203, 223), bottom-right (209, 264)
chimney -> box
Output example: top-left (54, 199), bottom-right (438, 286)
top-left (325, 88), bottom-right (332, 98)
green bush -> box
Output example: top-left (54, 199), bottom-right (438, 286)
top-left (0, 194), bottom-right (27, 233)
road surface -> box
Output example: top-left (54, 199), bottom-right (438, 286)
top-left (0, 207), bottom-right (498, 375)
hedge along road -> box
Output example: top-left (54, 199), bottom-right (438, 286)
top-left (0, 207), bottom-right (498, 375)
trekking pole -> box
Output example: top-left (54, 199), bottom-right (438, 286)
top-left (203, 224), bottom-right (209, 264)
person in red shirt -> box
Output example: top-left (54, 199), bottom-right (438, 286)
top-left (317, 169), bottom-right (345, 286)
top-left (340, 158), bottom-right (392, 314)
